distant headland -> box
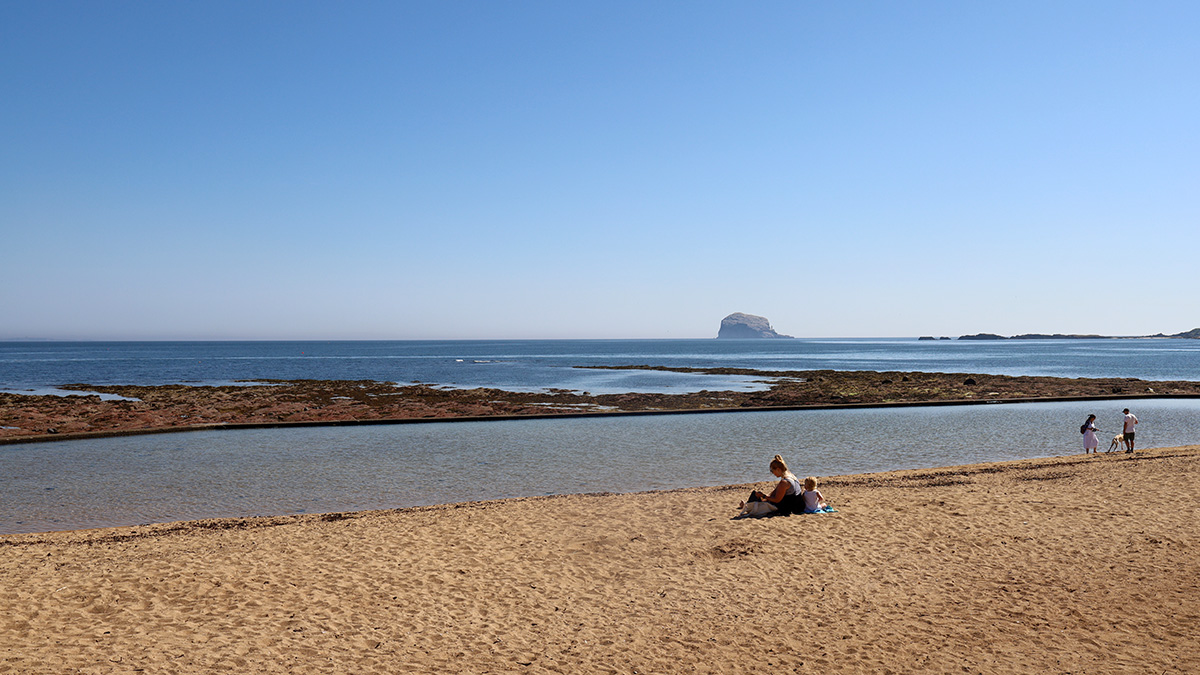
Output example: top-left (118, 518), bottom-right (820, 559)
top-left (921, 328), bottom-right (1200, 341)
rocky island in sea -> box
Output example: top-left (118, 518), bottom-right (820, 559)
top-left (716, 312), bottom-right (792, 339)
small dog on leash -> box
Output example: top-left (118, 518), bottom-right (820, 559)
top-left (1107, 434), bottom-right (1125, 453)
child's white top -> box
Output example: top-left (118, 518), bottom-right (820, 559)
top-left (802, 489), bottom-right (823, 511)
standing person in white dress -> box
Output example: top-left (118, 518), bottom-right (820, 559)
top-left (1122, 408), bottom-right (1139, 453)
top-left (1081, 414), bottom-right (1099, 454)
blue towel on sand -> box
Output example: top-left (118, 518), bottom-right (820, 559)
top-left (803, 506), bottom-right (837, 514)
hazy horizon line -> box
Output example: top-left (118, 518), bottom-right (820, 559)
top-left (0, 334), bottom-right (1185, 343)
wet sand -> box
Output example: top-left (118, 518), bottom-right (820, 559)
top-left (3, 446), bottom-right (1198, 673)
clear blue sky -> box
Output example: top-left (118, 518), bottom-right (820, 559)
top-left (3, 1), bottom-right (1197, 339)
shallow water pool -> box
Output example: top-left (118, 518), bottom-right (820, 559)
top-left (2, 399), bottom-right (1196, 534)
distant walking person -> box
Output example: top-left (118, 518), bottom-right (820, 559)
top-left (1081, 414), bottom-right (1099, 454)
top-left (1122, 408), bottom-right (1139, 453)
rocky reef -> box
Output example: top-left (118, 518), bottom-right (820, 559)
top-left (4, 369), bottom-right (1199, 443)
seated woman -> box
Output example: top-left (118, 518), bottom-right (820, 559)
top-left (738, 454), bottom-right (804, 517)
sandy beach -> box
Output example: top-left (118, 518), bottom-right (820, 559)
top-left (3, 446), bottom-right (1198, 674)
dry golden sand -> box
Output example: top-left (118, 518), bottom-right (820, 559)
top-left (2, 447), bottom-right (1198, 674)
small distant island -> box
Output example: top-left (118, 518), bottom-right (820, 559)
top-left (921, 328), bottom-right (1200, 341)
top-left (716, 313), bottom-right (793, 339)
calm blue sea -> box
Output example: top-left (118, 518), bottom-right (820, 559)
top-left (3, 338), bottom-right (1199, 396)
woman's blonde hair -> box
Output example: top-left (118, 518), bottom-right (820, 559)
top-left (769, 454), bottom-right (789, 474)
top-left (804, 476), bottom-right (817, 491)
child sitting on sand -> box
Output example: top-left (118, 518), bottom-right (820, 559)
top-left (800, 477), bottom-right (830, 513)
